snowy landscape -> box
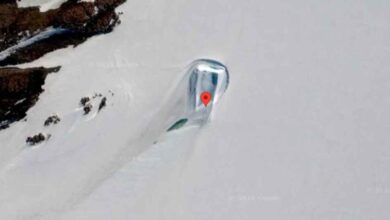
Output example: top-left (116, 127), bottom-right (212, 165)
top-left (0, 0), bottom-right (390, 219)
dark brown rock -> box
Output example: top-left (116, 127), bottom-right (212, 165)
top-left (44, 114), bottom-right (61, 126)
top-left (0, 31), bottom-right (89, 66)
top-left (83, 103), bottom-right (92, 115)
top-left (0, 66), bottom-right (60, 129)
top-left (98, 97), bottom-right (107, 111)
top-left (26, 132), bottom-right (46, 145)
top-left (54, 2), bottom-right (95, 29)
top-left (0, 0), bottom-right (126, 129)
top-left (80, 96), bottom-right (90, 106)
top-left (0, 0), bottom-right (126, 66)
top-left (1, 0), bottom-right (16, 5)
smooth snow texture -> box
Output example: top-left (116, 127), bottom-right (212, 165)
top-left (17, 0), bottom-right (68, 12)
top-left (1, 0), bottom-right (390, 219)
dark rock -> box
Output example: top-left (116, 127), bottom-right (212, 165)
top-left (0, 0), bottom-right (126, 66)
top-left (98, 97), bottom-right (106, 111)
top-left (0, 31), bottom-right (90, 66)
top-left (44, 114), bottom-right (61, 126)
top-left (83, 103), bottom-right (92, 115)
top-left (1, 0), bottom-right (16, 5)
top-left (80, 96), bottom-right (90, 106)
top-left (0, 0), bottom-right (127, 129)
top-left (92, 93), bottom-right (102, 98)
top-left (54, 2), bottom-right (95, 29)
top-left (26, 133), bottom-right (46, 145)
top-left (0, 66), bottom-right (60, 130)
top-left (0, 120), bottom-right (10, 130)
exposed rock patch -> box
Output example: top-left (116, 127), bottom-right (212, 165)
top-left (98, 96), bottom-right (107, 111)
top-left (44, 114), bottom-right (61, 126)
top-left (83, 103), bottom-right (92, 115)
top-left (80, 96), bottom-right (92, 115)
top-left (0, 0), bottom-right (126, 129)
top-left (92, 93), bottom-right (102, 98)
top-left (80, 96), bottom-right (90, 106)
top-left (26, 132), bottom-right (48, 146)
top-left (0, 66), bottom-right (60, 129)
top-left (80, 94), bottom-right (108, 115)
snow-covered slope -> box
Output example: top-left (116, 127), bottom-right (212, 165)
top-left (1, 0), bottom-right (390, 219)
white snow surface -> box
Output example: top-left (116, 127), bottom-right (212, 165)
top-left (1, 0), bottom-right (390, 219)
top-left (17, 0), bottom-right (68, 12)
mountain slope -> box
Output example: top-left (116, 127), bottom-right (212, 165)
top-left (0, 0), bottom-right (390, 220)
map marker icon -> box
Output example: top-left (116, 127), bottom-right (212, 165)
top-left (200, 91), bottom-right (212, 107)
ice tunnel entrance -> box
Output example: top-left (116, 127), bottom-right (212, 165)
top-left (188, 59), bottom-right (229, 112)
top-left (167, 59), bottom-right (229, 131)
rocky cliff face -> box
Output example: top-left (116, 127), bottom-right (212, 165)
top-left (0, 66), bottom-right (60, 129)
top-left (0, 0), bottom-right (125, 65)
top-left (0, 0), bottom-right (126, 129)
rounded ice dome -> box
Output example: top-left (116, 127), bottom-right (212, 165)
top-left (187, 59), bottom-right (229, 112)
top-left (167, 59), bottom-right (229, 131)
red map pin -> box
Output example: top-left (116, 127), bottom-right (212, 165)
top-left (200, 91), bottom-right (212, 106)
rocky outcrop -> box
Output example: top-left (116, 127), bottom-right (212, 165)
top-left (26, 133), bottom-right (48, 145)
top-left (0, 66), bottom-right (60, 129)
top-left (0, 0), bottom-right (125, 66)
top-left (0, 0), bottom-right (126, 129)
top-left (44, 114), bottom-right (61, 126)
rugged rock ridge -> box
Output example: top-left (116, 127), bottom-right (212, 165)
top-left (0, 0), bottom-right (126, 129)
top-left (0, 0), bottom-right (125, 66)
top-left (0, 66), bottom-right (60, 129)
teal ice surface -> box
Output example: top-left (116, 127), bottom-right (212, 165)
top-left (167, 118), bottom-right (188, 132)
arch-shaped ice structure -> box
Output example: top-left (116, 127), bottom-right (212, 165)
top-left (167, 59), bottom-right (229, 131)
top-left (188, 59), bottom-right (229, 112)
